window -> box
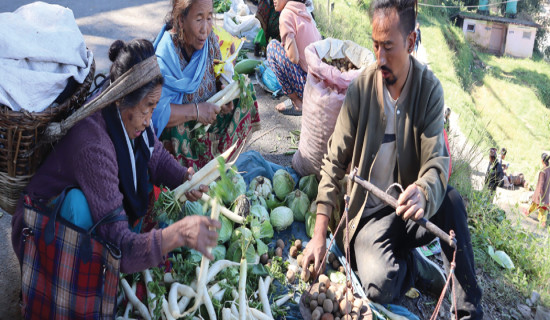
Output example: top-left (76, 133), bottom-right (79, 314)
top-left (523, 31), bottom-right (532, 39)
top-left (466, 24), bottom-right (475, 32)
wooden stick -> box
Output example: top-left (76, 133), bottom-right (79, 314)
top-left (348, 171), bottom-right (457, 249)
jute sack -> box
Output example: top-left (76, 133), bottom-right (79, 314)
top-left (293, 38), bottom-right (375, 179)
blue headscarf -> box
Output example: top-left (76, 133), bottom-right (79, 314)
top-left (152, 24), bottom-right (209, 136)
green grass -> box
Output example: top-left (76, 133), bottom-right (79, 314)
top-left (314, 1), bottom-right (550, 310)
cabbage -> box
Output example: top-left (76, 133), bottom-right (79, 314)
top-left (249, 176), bottom-right (273, 199)
top-left (251, 216), bottom-right (274, 240)
top-left (273, 169), bottom-right (295, 200)
top-left (256, 238), bottom-right (269, 256)
top-left (226, 241), bottom-right (257, 263)
top-left (285, 189), bottom-right (310, 222)
top-left (265, 193), bottom-right (283, 210)
top-left (250, 205), bottom-right (269, 222)
top-left (212, 245), bottom-right (227, 261)
top-left (187, 249), bottom-right (203, 263)
top-left (249, 192), bottom-right (267, 208)
top-left (185, 200), bottom-right (206, 216)
top-left (270, 206), bottom-right (294, 231)
top-left (305, 210), bottom-right (316, 238)
top-left (299, 174), bottom-right (319, 201)
top-left (233, 194), bottom-right (250, 218)
top-left (221, 170), bottom-right (247, 205)
top-left (218, 215), bottom-right (234, 244)
top-left (230, 226), bottom-right (254, 247)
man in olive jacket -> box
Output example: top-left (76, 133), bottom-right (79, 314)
top-left (301, 0), bottom-right (483, 318)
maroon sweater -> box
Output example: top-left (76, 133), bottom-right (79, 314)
top-left (11, 111), bottom-right (187, 273)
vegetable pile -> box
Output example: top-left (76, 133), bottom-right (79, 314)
top-left (118, 159), bottom-right (323, 319)
top-left (321, 57), bottom-right (358, 72)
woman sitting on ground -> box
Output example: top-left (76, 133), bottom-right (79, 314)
top-left (266, 0), bottom-right (321, 116)
top-left (12, 39), bottom-right (220, 277)
top-left (153, 0), bottom-right (260, 169)
top-left (526, 152), bottom-right (550, 227)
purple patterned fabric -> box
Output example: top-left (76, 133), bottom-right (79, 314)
top-left (266, 39), bottom-right (307, 98)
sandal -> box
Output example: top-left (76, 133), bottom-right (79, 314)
top-left (277, 99), bottom-right (302, 116)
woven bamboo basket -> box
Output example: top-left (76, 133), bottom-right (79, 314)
top-left (0, 60), bottom-right (95, 214)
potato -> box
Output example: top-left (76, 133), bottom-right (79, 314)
top-left (322, 299), bottom-right (333, 313)
top-left (317, 292), bottom-right (326, 305)
top-left (309, 264), bottom-right (316, 278)
top-left (326, 287), bottom-right (336, 300)
top-left (321, 313), bottom-right (334, 320)
top-left (312, 292), bottom-right (319, 301)
top-left (319, 274), bottom-right (330, 288)
top-left (319, 282), bottom-right (327, 293)
top-left (328, 252), bottom-right (336, 264)
top-left (334, 289), bottom-right (343, 301)
top-left (339, 299), bottom-right (352, 315)
top-left (297, 253), bottom-right (304, 266)
top-left (276, 239), bottom-right (285, 249)
top-left (312, 308), bottom-right (322, 320)
top-left (310, 299), bottom-right (318, 311)
top-left (290, 246), bottom-right (298, 258)
top-left (341, 315), bottom-right (352, 320)
top-left (335, 318), bottom-right (341, 320)
top-left (338, 266), bottom-right (345, 273)
top-left (286, 269), bottom-right (295, 283)
top-left (332, 259), bottom-right (340, 270)
top-left (301, 268), bottom-right (311, 282)
top-left (353, 299), bottom-right (363, 309)
top-left (260, 253), bottom-right (269, 264)
top-left (295, 239), bottom-right (302, 250)
top-left (275, 247), bottom-right (283, 258)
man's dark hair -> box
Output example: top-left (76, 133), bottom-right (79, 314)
top-left (370, 0), bottom-right (417, 39)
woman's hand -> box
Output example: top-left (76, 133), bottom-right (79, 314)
top-left (162, 215), bottom-right (221, 259)
top-left (219, 84), bottom-right (234, 115)
top-left (184, 184), bottom-right (208, 202)
top-left (197, 102), bottom-right (221, 125)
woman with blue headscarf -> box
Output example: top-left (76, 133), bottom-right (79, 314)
top-left (153, 0), bottom-right (260, 169)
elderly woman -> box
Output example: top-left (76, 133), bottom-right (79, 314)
top-left (12, 39), bottom-right (219, 279)
top-left (526, 152), bottom-right (550, 227)
top-left (266, 0), bottom-right (321, 115)
top-left (152, 0), bottom-right (260, 169)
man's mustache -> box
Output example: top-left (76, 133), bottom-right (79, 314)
top-left (379, 66), bottom-right (393, 74)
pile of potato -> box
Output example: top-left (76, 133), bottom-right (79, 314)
top-left (321, 57), bottom-right (358, 72)
top-left (303, 274), bottom-right (366, 320)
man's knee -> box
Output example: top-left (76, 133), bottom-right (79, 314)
top-left (360, 265), bottom-right (401, 304)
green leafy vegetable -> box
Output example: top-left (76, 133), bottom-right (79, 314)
top-left (218, 215), bottom-right (234, 244)
top-left (270, 206), bottom-right (294, 231)
top-left (299, 174), bottom-right (319, 201)
top-left (285, 189), bottom-right (310, 222)
top-left (273, 169), bottom-right (295, 200)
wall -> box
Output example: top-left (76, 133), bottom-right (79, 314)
top-left (462, 18), bottom-right (507, 53)
top-left (504, 24), bottom-right (537, 58)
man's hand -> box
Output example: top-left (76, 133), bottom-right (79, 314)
top-left (301, 214), bottom-right (329, 276)
top-left (396, 184), bottom-right (426, 221)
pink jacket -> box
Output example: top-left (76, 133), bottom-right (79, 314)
top-left (279, 1), bottom-right (322, 72)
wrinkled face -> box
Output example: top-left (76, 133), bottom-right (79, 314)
top-left (181, 0), bottom-right (213, 52)
top-left (120, 85), bottom-right (162, 139)
top-left (274, 0), bottom-right (289, 12)
top-left (372, 8), bottom-right (415, 87)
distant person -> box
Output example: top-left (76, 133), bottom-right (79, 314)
top-left (525, 152), bottom-right (550, 227)
top-left (413, 21), bottom-right (421, 57)
top-left (443, 107), bottom-right (451, 131)
top-left (256, 0), bottom-right (281, 42)
top-left (266, 0), bottom-right (322, 116)
top-left (485, 147), bottom-right (504, 192)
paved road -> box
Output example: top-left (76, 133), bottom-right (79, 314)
top-left (0, 2), bottom-right (296, 318)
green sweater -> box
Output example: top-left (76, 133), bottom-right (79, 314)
top-left (316, 57), bottom-right (449, 250)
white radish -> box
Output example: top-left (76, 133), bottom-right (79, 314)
top-left (120, 278), bottom-right (151, 320)
top-left (202, 283), bottom-right (217, 320)
top-left (238, 257), bottom-right (247, 320)
top-left (258, 277), bottom-right (273, 319)
top-left (193, 80), bottom-right (241, 134)
top-left (177, 296), bottom-right (191, 314)
top-left (142, 269), bottom-right (156, 317)
top-left (231, 302), bottom-right (239, 318)
top-left (206, 259), bottom-right (240, 283)
top-left (123, 282), bottom-right (136, 318)
top-left (164, 273), bottom-right (176, 284)
top-left (162, 297), bottom-right (176, 320)
top-left (176, 199), bottom-right (221, 318)
top-left (201, 193), bottom-right (244, 224)
top-left (207, 279), bottom-right (226, 296)
top-left (212, 288), bottom-right (226, 301)
top-left (263, 276), bottom-right (272, 293)
top-left (249, 308), bottom-right (273, 320)
top-left (169, 283), bottom-right (196, 318)
top-left (274, 293), bottom-right (293, 307)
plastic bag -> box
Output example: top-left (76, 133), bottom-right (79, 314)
top-left (223, 9), bottom-right (261, 41)
top-left (213, 25), bottom-right (244, 80)
top-left (256, 60), bottom-right (282, 93)
top-left (293, 38), bottom-right (375, 178)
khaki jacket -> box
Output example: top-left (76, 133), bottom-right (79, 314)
top-left (316, 57), bottom-right (450, 251)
